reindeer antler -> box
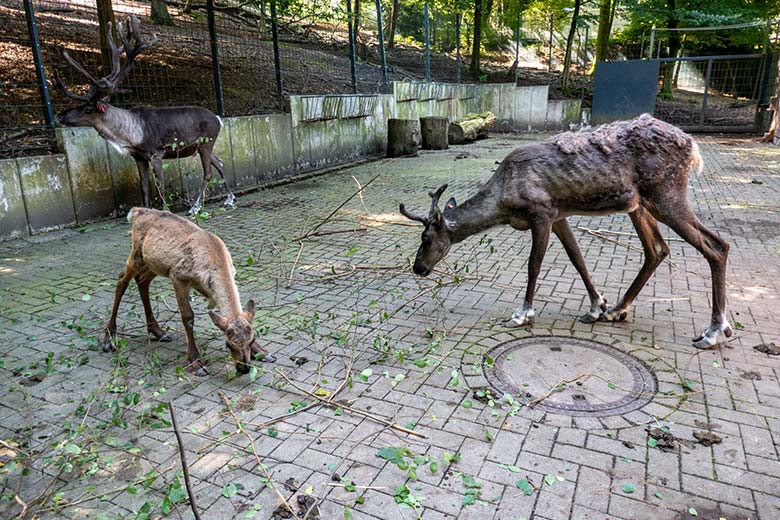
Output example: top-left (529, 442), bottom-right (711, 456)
top-left (428, 183), bottom-right (448, 220)
top-left (53, 15), bottom-right (157, 102)
top-left (399, 203), bottom-right (428, 224)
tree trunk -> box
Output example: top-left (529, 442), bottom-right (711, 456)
top-left (96, 0), bottom-right (117, 75)
top-left (448, 112), bottom-right (496, 144)
top-left (151, 0), bottom-right (174, 26)
top-left (387, 0), bottom-right (399, 49)
top-left (420, 117), bottom-right (449, 150)
top-left (354, 0), bottom-right (361, 37)
top-left (470, 0), bottom-right (483, 80)
top-left (659, 0), bottom-right (680, 99)
top-left (763, 57), bottom-right (779, 144)
top-left (387, 119), bottom-right (420, 157)
top-left (561, 0), bottom-right (582, 90)
top-left (592, 0), bottom-right (611, 71)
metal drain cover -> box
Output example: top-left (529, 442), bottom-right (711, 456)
top-left (483, 336), bottom-right (657, 417)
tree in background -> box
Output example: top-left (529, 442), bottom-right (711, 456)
top-left (593, 0), bottom-right (613, 69)
top-left (561, 0), bottom-right (582, 89)
top-left (151, 0), bottom-right (174, 26)
top-left (387, 0), bottom-right (400, 48)
top-left (96, 0), bottom-right (117, 74)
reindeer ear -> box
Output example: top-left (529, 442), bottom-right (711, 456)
top-left (245, 299), bottom-right (256, 320)
top-left (96, 101), bottom-right (107, 113)
top-left (445, 197), bottom-right (457, 210)
top-left (209, 310), bottom-right (228, 331)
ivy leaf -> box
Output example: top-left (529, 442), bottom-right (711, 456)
top-left (359, 368), bottom-right (373, 382)
top-left (462, 400), bottom-right (473, 409)
top-left (647, 438), bottom-right (658, 448)
top-left (499, 464), bottom-right (522, 473)
top-left (621, 482), bottom-right (635, 494)
top-left (544, 474), bottom-right (557, 486)
top-left (516, 479), bottom-right (534, 496)
top-left (222, 483), bottom-right (238, 498)
top-left (63, 443), bottom-right (81, 455)
top-left (688, 507), bottom-right (698, 516)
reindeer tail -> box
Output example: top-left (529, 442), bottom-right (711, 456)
top-left (690, 140), bottom-right (703, 176)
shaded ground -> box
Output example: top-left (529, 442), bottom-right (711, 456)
top-left (1, 134), bottom-right (780, 519)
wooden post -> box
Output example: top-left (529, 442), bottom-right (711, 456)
top-left (387, 119), bottom-right (420, 157)
top-left (420, 117), bottom-right (449, 150)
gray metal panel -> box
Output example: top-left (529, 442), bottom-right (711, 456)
top-left (592, 60), bottom-right (660, 124)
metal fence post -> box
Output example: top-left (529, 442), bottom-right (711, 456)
top-left (270, 0), bottom-right (285, 110)
top-left (455, 12), bottom-right (461, 83)
top-left (547, 13), bottom-right (554, 85)
top-left (346, 0), bottom-right (358, 94)
top-left (23, 0), bottom-right (54, 129)
top-left (206, 0), bottom-right (225, 116)
top-left (700, 58), bottom-right (713, 125)
top-left (423, 3), bottom-right (431, 82)
top-left (514, 11), bottom-right (521, 85)
top-left (374, 0), bottom-right (388, 87)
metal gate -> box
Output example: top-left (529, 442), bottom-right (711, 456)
top-left (592, 54), bottom-right (776, 133)
top-left (655, 54), bottom-right (774, 132)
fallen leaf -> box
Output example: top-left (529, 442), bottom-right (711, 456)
top-left (621, 483), bottom-right (635, 494)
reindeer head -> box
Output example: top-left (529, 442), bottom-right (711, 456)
top-left (208, 300), bottom-right (257, 375)
top-left (52, 15), bottom-right (156, 127)
top-left (400, 184), bottom-right (458, 276)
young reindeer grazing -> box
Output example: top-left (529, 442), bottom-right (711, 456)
top-left (53, 15), bottom-right (234, 214)
top-left (101, 208), bottom-right (276, 376)
top-left (400, 114), bottom-right (732, 349)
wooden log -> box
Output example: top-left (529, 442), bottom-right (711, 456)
top-left (419, 117), bottom-right (449, 150)
top-left (448, 111), bottom-right (497, 145)
top-left (387, 119), bottom-right (420, 157)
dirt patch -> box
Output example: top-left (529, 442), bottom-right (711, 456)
top-left (693, 431), bottom-right (723, 447)
top-left (754, 343), bottom-right (780, 355)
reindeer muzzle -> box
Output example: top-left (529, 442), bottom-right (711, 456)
top-left (413, 261), bottom-right (431, 277)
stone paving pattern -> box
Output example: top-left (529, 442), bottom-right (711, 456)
top-left (1, 134), bottom-right (779, 520)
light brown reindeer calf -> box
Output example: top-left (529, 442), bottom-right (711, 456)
top-left (101, 208), bottom-right (275, 376)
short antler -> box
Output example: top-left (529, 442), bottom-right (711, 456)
top-left (399, 203), bottom-right (428, 224)
top-left (53, 15), bottom-right (157, 102)
top-left (428, 183), bottom-right (448, 219)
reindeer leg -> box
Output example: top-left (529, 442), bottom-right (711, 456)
top-left (552, 219), bottom-right (607, 323)
top-left (651, 206), bottom-right (731, 349)
top-left (598, 206), bottom-right (670, 323)
top-left (210, 154), bottom-right (235, 208)
top-left (150, 155), bottom-right (167, 210)
top-left (506, 218), bottom-right (552, 328)
top-left (191, 147), bottom-right (214, 215)
top-left (101, 264), bottom-right (141, 352)
top-left (134, 158), bottom-right (152, 208)
top-left (135, 270), bottom-right (171, 342)
top-left (172, 279), bottom-right (208, 376)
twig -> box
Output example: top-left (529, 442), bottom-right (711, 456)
top-left (219, 392), bottom-right (300, 520)
top-left (326, 483), bottom-right (386, 490)
top-left (274, 368), bottom-right (427, 439)
top-left (296, 174), bottom-right (380, 241)
top-left (288, 240), bottom-right (304, 286)
top-left (169, 402), bottom-right (202, 520)
top-left (14, 495), bottom-right (28, 520)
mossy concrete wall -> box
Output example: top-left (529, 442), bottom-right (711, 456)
top-left (1, 86), bottom-right (581, 241)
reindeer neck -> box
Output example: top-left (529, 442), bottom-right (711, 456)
top-left (447, 185), bottom-right (507, 243)
top-left (94, 105), bottom-right (145, 147)
top-left (209, 272), bottom-right (243, 318)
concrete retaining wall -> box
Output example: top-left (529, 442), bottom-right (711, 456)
top-left (0, 83), bottom-right (582, 240)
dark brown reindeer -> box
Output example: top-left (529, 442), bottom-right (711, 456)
top-left (400, 114), bottom-right (732, 349)
top-left (53, 15), bottom-right (233, 214)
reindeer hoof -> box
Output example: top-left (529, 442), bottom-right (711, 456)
top-left (600, 307), bottom-right (629, 322)
top-left (504, 316), bottom-right (534, 328)
top-left (692, 321), bottom-right (733, 350)
top-left (101, 340), bottom-right (116, 353)
top-left (261, 353), bottom-right (277, 363)
top-left (193, 365), bottom-right (209, 377)
top-left (223, 193), bottom-right (236, 209)
top-left (579, 313), bottom-right (600, 324)
top-left (149, 328), bottom-right (172, 342)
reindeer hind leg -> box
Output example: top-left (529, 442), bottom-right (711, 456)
top-left (210, 154), bottom-right (235, 208)
top-left (600, 206), bottom-right (670, 323)
top-left (649, 203), bottom-right (731, 348)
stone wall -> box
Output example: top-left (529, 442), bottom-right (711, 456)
top-left (0, 83), bottom-right (580, 240)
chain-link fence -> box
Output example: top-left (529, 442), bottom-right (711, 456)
top-left (2, 0), bottom-right (590, 159)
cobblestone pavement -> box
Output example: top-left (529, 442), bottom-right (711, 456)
top-left (1, 134), bottom-right (780, 520)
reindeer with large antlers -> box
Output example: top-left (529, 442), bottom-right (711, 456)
top-left (53, 15), bottom-right (234, 213)
top-left (400, 115), bottom-right (733, 349)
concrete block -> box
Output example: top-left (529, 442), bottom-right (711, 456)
top-left (228, 116), bottom-right (256, 190)
top-left (546, 100), bottom-right (581, 131)
top-left (212, 119), bottom-right (236, 190)
top-left (16, 155), bottom-right (76, 233)
top-left (253, 114), bottom-right (295, 183)
top-left (0, 159), bottom-right (28, 240)
top-left (529, 85), bottom-right (549, 130)
top-left (56, 127), bottom-right (115, 223)
top-left (105, 145), bottom-right (142, 214)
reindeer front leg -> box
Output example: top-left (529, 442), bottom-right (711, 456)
top-left (551, 219), bottom-right (607, 323)
top-left (172, 279), bottom-right (208, 376)
top-left (507, 219), bottom-right (552, 328)
top-left (150, 154), bottom-right (167, 210)
top-left (134, 270), bottom-right (171, 342)
top-left (101, 265), bottom-right (140, 352)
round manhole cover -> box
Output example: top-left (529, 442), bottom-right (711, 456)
top-left (483, 336), bottom-right (657, 417)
